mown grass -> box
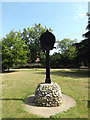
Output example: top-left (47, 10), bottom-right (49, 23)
top-left (1, 69), bottom-right (89, 119)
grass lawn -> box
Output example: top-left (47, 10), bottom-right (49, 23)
top-left (1, 69), bottom-right (89, 119)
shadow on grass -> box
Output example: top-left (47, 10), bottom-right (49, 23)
top-left (0, 98), bottom-right (24, 101)
top-left (0, 96), bottom-right (38, 107)
top-left (1, 70), bottom-right (19, 74)
top-left (35, 70), bottom-right (89, 78)
top-left (0, 97), bottom-right (36, 107)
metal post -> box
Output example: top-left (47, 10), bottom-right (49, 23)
top-left (45, 50), bottom-right (51, 83)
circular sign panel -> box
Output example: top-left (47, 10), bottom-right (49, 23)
top-left (40, 30), bottom-right (56, 50)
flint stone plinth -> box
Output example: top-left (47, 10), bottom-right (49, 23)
top-left (34, 82), bottom-right (62, 107)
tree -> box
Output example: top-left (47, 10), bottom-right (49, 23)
top-left (2, 30), bottom-right (28, 71)
top-left (57, 39), bottom-right (77, 58)
top-left (0, 41), bottom-right (2, 73)
top-left (50, 53), bottom-right (61, 68)
top-left (40, 51), bottom-right (46, 67)
top-left (75, 14), bottom-right (90, 67)
top-left (21, 23), bottom-right (52, 63)
top-left (57, 39), bottom-right (77, 68)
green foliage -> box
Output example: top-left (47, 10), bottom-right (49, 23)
top-left (75, 17), bottom-right (90, 67)
top-left (2, 31), bottom-right (28, 71)
top-left (21, 23), bottom-right (52, 63)
top-left (55, 39), bottom-right (78, 68)
top-left (40, 51), bottom-right (46, 67)
top-left (2, 23), bottom-right (86, 69)
top-left (57, 38), bottom-right (77, 55)
top-left (50, 53), bottom-right (61, 68)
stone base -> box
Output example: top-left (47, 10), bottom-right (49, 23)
top-left (34, 82), bottom-right (62, 107)
top-left (24, 94), bottom-right (76, 118)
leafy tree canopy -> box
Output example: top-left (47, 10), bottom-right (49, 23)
top-left (21, 23), bottom-right (52, 62)
top-left (2, 30), bottom-right (28, 71)
top-left (57, 38), bottom-right (77, 60)
top-left (75, 16), bottom-right (90, 67)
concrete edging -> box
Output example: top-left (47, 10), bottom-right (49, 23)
top-left (24, 94), bottom-right (76, 118)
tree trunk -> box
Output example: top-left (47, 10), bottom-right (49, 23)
top-left (7, 66), bottom-right (9, 71)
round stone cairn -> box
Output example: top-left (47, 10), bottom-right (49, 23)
top-left (34, 82), bottom-right (62, 107)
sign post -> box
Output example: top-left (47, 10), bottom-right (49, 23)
top-left (40, 30), bottom-right (55, 83)
top-left (46, 50), bottom-right (51, 83)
